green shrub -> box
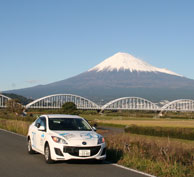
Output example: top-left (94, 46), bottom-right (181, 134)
top-left (61, 102), bottom-right (78, 114)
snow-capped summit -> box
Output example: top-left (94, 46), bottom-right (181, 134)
top-left (89, 52), bottom-right (181, 77)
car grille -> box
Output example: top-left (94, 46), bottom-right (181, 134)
top-left (63, 146), bottom-right (101, 157)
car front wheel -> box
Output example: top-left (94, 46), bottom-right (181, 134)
top-left (27, 138), bottom-right (35, 154)
top-left (44, 144), bottom-right (54, 164)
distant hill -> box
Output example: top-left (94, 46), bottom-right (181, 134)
top-left (3, 93), bottom-right (33, 105)
top-left (4, 52), bottom-right (194, 104)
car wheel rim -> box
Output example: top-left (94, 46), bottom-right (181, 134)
top-left (45, 147), bottom-right (49, 160)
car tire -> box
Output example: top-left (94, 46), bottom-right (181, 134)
top-left (44, 144), bottom-right (54, 164)
top-left (96, 159), bottom-right (104, 164)
top-left (27, 138), bottom-right (35, 154)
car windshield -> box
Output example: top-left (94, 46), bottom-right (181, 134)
top-left (48, 118), bottom-right (92, 131)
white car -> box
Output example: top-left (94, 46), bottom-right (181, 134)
top-left (27, 114), bottom-right (106, 163)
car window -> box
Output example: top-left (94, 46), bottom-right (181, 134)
top-left (40, 117), bottom-right (46, 131)
top-left (35, 118), bottom-right (41, 127)
top-left (49, 118), bottom-right (92, 131)
top-left (35, 117), bottom-right (46, 128)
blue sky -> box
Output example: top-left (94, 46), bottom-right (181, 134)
top-left (0, 0), bottom-right (194, 91)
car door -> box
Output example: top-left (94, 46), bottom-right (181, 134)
top-left (30, 118), bottom-right (41, 150)
top-left (36, 117), bottom-right (47, 153)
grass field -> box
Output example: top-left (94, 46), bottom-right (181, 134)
top-left (95, 119), bottom-right (194, 128)
top-left (80, 113), bottom-right (194, 129)
top-left (0, 118), bottom-right (31, 135)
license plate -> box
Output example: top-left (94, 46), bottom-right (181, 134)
top-left (79, 150), bottom-right (91, 157)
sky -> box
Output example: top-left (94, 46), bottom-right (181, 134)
top-left (0, 0), bottom-right (194, 91)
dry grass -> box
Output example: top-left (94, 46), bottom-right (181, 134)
top-left (125, 125), bottom-right (194, 140)
top-left (0, 119), bottom-right (30, 135)
top-left (104, 133), bottom-right (194, 177)
top-left (96, 119), bottom-right (194, 128)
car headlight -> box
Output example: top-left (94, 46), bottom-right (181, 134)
top-left (51, 136), bottom-right (68, 144)
top-left (98, 136), bottom-right (105, 144)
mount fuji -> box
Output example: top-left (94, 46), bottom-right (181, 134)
top-left (89, 52), bottom-right (181, 76)
top-left (5, 52), bottom-right (194, 104)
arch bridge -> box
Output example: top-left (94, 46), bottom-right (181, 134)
top-left (24, 94), bottom-right (194, 113)
top-left (25, 94), bottom-right (101, 110)
top-left (160, 99), bottom-right (194, 113)
top-left (101, 97), bottom-right (160, 111)
top-left (0, 94), bottom-right (11, 108)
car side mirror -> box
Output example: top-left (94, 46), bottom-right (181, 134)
top-left (94, 123), bottom-right (97, 128)
top-left (36, 123), bottom-right (41, 128)
top-left (92, 126), bottom-right (97, 131)
top-left (38, 126), bottom-right (46, 131)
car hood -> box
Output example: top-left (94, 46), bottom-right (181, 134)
top-left (51, 131), bottom-right (100, 146)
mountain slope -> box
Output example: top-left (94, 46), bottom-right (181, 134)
top-left (4, 52), bottom-right (194, 103)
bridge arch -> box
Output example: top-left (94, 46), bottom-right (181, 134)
top-left (160, 99), bottom-right (194, 113)
top-left (101, 97), bottom-right (159, 111)
top-left (0, 94), bottom-right (11, 108)
top-left (25, 94), bottom-right (100, 110)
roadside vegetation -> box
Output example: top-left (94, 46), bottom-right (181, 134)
top-left (0, 118), bottom-right (30, 135)
top-left (105, 133), bottom-right (194, 177)
top-left (1, 107), bottom-right (194, 176)
top-left (95, 119), bottom-right (194, 128)
top-left (125, 125), bottom-right (194, 141)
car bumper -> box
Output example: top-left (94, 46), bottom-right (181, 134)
top-left (50, 143), bottom-right (106, 161)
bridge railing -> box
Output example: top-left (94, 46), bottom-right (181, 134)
top-left (160, 99), bottom-right (194, 113)
top-left (101, 97), bottom-right (160, 111)
top-left (0, 94), bottom-right (11, 108)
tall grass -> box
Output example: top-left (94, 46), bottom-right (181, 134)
top-left (105, 133), bottom-right (194, 177)
top-left (0, 110), bottom-right (36, 122)
top-left (0, 119), bottom-right (30, 135)
top-left (96, 119), bottom-right (194, 128)
top-left (125, 125), bottom-right (194, 140)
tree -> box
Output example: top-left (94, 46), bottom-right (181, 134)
top-left (61, 102), bottom-right (77, 114)
top-left (3, 93), bottom-right (33, 105)
top-left (6, 99), bottom-right (24, 115)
